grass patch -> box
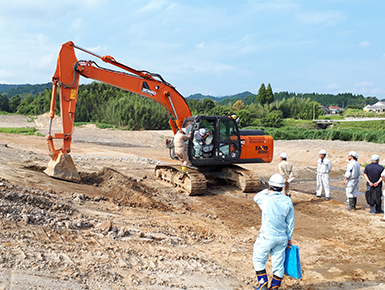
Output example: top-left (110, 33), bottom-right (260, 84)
top-left (343, 109), bottom-right (385, 118)
top-left (332, 120), bottom-right (385, 131)
top-left (318, 115), bottom-right (344, 120)
top-left (282, 118), bottom-right (316, 129)
top-left (0, 127), bottom-right (39, 135)
top-left (244, 126), bottom-right (385, 144)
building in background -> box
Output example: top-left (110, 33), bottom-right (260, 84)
top-left (328, 106), bottom-right (344, 114)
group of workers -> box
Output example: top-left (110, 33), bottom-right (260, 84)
top-left (253, 148), bottom-right (385, 289)
top-left (175, 127), bottom-right (385, 289)
top-left (315, 149), bottom-right (385, 216)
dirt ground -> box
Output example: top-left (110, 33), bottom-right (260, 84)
top-left (1, 114), bottom-right (385, 290)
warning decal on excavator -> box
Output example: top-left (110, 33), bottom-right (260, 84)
top-left (70, 89), bottom-right (77, 99)
top-left (141, 81), bottom-right (156, 96)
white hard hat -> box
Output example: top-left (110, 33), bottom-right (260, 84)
top-left (199, 128), bottom-right (206, 136)
top-left (319, 149), bottom-right (327, 155)
top-left (181, 128), bottom-right (187, 134)
top-left (279, 152), bottom-right (287, 158)
top-left (371, 154), bottom-right (380, 161)
top-left (348, 151), bottom-right (358, 159)
top-left (268, 174), bottom-right (285, 188)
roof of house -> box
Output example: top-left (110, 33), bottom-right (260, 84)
top-left (370, 101), bottom-right (385, 108)
top-left (328, 106), bottom-right (342, 109)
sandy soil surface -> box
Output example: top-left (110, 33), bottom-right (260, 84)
top-left (1, 114), bottom-right (385, 289)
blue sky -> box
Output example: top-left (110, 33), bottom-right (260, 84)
top-left (0, 0), bottom-right (384, 99)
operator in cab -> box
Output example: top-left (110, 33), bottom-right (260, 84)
top-left (193, 128), bottom-right (209, 158)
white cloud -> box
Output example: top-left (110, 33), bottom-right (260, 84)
top-left (71, 18), bottom-right (85, 29)
top-left (246, 0), bottom-right (298, 12)
top-left (37, 54), bottom-right (54, 68)
top-left (0, 69), bottom-right (16, 82)
top-left (196, 42), bottom-right (205, 49)
top-left (354, 81), bottom-right (373, 87)
top-left (326, 83), bottom-right (341, 90)
top-left (359, 41), bottom-right (370, 47)
top-left (86, 46), bottom-right (106, 53)
top-left (371, 88), bottom-right (385, 95)
top-left (239, 44), bottom-right (263, 54)
top-left (295, 11), bottom-right (343, 26)
top-left (178, 60), bottom-right (234, 75)
top-left (138, 0), bottom-right (170, 12)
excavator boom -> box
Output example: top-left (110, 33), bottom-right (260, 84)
top-left (44, 41), bottom-right (191, 181)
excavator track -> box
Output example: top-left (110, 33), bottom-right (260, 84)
top-left (154, 164), bottom-right (207, 196)
top-left (224, 165), bottom-right (260, 193)
top-left (202, 165), bottom-right (260, 193)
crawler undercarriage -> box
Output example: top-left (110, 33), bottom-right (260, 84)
top-left (155, 164), bottom-right (260, 196)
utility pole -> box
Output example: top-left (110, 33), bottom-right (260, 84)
top-left (313, 103), bottom-right (315, 120)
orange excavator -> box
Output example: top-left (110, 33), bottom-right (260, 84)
top-left (44, 41), bottom-right (274, 195)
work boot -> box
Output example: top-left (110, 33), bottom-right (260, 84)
top-left (353, 197), bottom-right (357, 210)
top-left (345, 198), bottom-right (355, 210)
top-left (375, 203), bottom-right (383, 214)
top-left (253, 270), bottom-right (268, 290)
top-left (369, 206), bottom-right (376, 214)
top-left (325, 197), bottom-right (330, 201)
top-left (269, 275), bottom-right (282, 289)
top-left (181, 166), bottom-right (189, 175)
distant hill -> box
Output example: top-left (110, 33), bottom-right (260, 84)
top-left (186, 91), bottom-right (254, 103)
top-left (0, 84), bottom-right (21, 94)
top-left (1, 82), bottom-right (379, 108)
top-left (186, 93), bottom-right (217, 101)
top-left (0, 83), bottom-right (52, 97)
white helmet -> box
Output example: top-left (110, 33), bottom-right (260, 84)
top-left (199, 128), bottom-right (206, 136)
top-left (348, 151), bottom-right (358, 159)
top-left (319, 149), bottom-right (327, 155)
top-left (371, 154), bottom-right (380, 161)
top-left (279, 152), bottom-right (287, 158)
top-left (268, 174), bottom-right (285, 188)
top-left (181, 128), bottom-right (187, 134)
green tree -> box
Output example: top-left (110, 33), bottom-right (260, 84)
top-left (266, 83), bottom-right (274, 104)
top-left (208, 105), bottom-right (234, 116)
top-left (232, 100), bottom-right (245, 112)
top-left (0, 94), bottom-right (9, 112)
top-left (261, 110), bottom-right (283, 128)
top-left (256, 83), bottom-right (266, 105)
top-left (236, 109), bottom-right (251, 127)
top-left (9, 94), bottom-right (21, 113)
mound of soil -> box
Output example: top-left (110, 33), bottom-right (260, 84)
top-left (80, 167), bottom-right (170, 211)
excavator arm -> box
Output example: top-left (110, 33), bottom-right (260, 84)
top-left (44, 41), bottom-right (191, 182)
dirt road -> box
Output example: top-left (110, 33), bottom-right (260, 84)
top-left (1, 114), bottom-right (385, 289)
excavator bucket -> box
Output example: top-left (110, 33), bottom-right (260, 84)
top-left (44, 153), bottom-right (81, 182)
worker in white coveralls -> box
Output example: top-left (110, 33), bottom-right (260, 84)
top-left (343, 151), bottom-right (361, 210)
top-left (316, 149), bottom-right (332, 201)
top-left (174, 128), bottom-right (192, 174)
top-left (252, 174), bottom-right (295, 290)
top-left (278, 152), bottom-right (294, 197)
top-left (193, 128), bottom-right (208, 158)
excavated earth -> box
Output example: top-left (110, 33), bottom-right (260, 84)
top-left (1, 114), bottom-right (385, 289)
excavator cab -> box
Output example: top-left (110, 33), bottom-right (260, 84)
top-left (183, 116), bottom-right (242, 166)
top-left (168, 114), bottom-right (273, 168)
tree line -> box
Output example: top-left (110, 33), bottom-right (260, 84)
top-left (0, 82), bottom-right (378, 130)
